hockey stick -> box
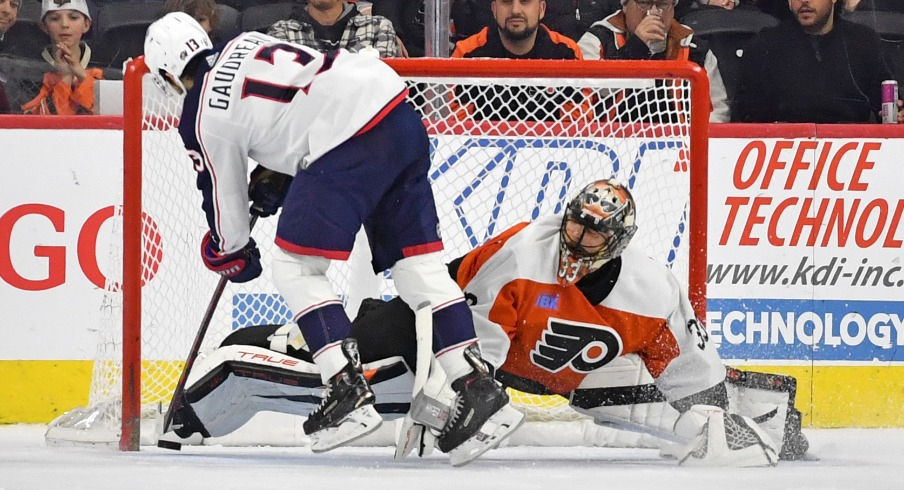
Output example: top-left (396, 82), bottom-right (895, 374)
top-left (589, 411), bottom-right (692, 445)
top-left (394, 301), bottom-right (433, 458)
top-left (157, 215), bottom-right (258, 450)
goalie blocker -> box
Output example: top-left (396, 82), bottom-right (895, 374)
top-left (165, 318), bottom-right (808, 463)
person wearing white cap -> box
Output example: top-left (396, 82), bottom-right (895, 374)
top-left (577, 0), bottom-right (730, 123)
top-left (21, 0), bottom-right (104, 114)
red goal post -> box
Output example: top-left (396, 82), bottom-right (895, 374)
top-left (94, 57), bottom-right (707, 451)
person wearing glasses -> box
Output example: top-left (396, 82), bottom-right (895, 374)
top-left (576, 0), bottom-right (730, 122)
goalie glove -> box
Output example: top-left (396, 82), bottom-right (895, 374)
top-left (673, 405), bottom-right (778, 467)
top-left (201, 232), bottom-right (262, 283)
top-left (248, 165), bottom-right (293, 218)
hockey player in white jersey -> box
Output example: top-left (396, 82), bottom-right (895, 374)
top-left (143, 12), bottom-right (523, 464)
top-left (168, 179), bottom-right (808, 466)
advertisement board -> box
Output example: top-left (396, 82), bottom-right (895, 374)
top-left (707, 135), bottom-right (904, 364)
top-left (1, 121), bottom-right (902, 426)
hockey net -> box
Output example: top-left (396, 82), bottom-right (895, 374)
top-left (45, 58), bottom-right (709, 450)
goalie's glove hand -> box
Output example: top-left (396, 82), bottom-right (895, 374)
top-left (248, 166), bottom-right (293, 218)
top-left (673, 405), bottom-right (778, 467)
top-left (201, 232), bottom-right (262, 283)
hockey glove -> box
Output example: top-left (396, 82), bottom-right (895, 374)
top-left (201, 232), bottom-right (262, 283)
top-left (248, 165), bottom-right (293, 218)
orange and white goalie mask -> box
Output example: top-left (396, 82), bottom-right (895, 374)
top-left (557, 179), bottom-right (638, 286)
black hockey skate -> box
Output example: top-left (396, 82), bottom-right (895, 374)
top-left (304, 338), bottom-right (382, 453)
top-left (437, 344), bottom-right (525, 466)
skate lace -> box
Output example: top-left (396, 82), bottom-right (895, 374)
top-left (313, 384), bottom-right (333, 414)
top-left (442, 395), bottom-right (465, 435)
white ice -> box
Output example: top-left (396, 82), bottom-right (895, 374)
top-left (2, 424), bottom-right (902, 490)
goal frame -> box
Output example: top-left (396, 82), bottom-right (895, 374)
top-left (121, 57), bottom-right (710, 451)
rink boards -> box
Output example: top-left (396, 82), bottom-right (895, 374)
top-left (1, 120), bottom-right (903, 427)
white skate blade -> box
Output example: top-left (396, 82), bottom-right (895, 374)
top-left (448, 405), bottom-right (525, 467)
top-left (309, 405), bottom-right (382, 453)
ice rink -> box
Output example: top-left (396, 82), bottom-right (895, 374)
top-left (1, 424), bottom-right (902, 490)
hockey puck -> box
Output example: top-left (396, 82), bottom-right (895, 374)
top-left (157, 439), bottom-right (183, 451)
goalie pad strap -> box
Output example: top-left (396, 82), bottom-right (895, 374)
top-left (495, 370), bottom-right (560, 396)
top-left (725, 367), bottom-right (797, 401)
top-left (670, 381), bottom-right (729, 413)
top-left (570, 383), bottom-right (667, 408)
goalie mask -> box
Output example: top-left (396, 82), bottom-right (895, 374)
top-left (144, 12), bottom-right (212, 97)
top-left (557, 179), bottom-right (638, 286)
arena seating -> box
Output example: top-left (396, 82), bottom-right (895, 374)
top-left (1, 1), bottom-right (901, 87)
top-left (92, 1), bottom-right (162, 69)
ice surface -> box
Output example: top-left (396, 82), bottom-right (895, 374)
top-left (1, 425), bottom-right (903, 490)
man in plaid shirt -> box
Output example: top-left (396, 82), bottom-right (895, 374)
top-left (268, 0), bottom-right (402, 57)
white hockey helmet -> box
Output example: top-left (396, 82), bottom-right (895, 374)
top-left (557, 179), bottom-right (638, 286)
top-left (144, 12), bottom-right (212, 96)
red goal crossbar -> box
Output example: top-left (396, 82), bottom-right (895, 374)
top-left (121, 57), bottom-right (709, 450)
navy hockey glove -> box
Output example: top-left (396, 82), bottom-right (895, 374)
top-left (201, 232), bottom-right (262, 283)
top-left (248, 165), bottom-right (293, 218)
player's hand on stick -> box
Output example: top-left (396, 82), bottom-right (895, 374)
top-left (248, 165), bottom-right (293, 218)
top-left (673, 405), bottom-right (778, 467)
top-left (201, 232), bottom-right (262, 283)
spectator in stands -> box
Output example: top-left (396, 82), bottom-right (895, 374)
top-left (754, 0), bottom-right (877, 20)
top-left (577, 0), bottom-right (730, 122)
top-left (453, 0), bottom-right (586, 42)
top-left (850, 0), bottom-right (904, 13)
top-left (732, 0), bottom-right (904, 123)
top-left (20, 0), bottom-right (103, 114)
top-left (0, 0), bottom-right (18, 54)
top-left (0, 0), bottom-right (19, 113)
top-left (574, 0), bottom-right (751, 28)
top-left (163, 0), bottom-right (220, 35)
top-left (453, 0), bottom-right (581, 59)
top-left (451, 0), bottom-right (589, 121)
top-left (268, 0), bottom-right (401, 57)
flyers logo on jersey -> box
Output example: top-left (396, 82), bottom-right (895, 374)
top-left (531, 319), bottom-right (624, 373)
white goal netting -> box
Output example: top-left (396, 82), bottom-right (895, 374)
top-left (46, 58), bottom-right (707, 449)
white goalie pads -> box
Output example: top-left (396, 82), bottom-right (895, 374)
top-left (671, 405), bottom-right (778, 467)
top-left (569, 356), bottom-right (805, 463)
top-left (166, 343), bottom-right (415, 442)
top-left (165, 325), bottom-right (804, 464)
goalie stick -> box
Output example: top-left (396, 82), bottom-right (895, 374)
top-left (157, 215), bottom-right (258, 450)
top-left (394, 302), bottom-right (438, 458)
top-left (589, 411), bottom-right (692, 445)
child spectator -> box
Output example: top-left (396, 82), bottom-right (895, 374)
top-left (21, 0), bottom-right (102, 114)
top-left (162, 0), bottom-right (220, 34)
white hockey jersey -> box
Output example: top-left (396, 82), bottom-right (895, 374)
top-left (454, 215), bottom-right (725, 402)
top-left (179, 31), bottom-right (407, 253)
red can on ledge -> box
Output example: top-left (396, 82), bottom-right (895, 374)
top-left (881, 80), bottom-right (898, 124)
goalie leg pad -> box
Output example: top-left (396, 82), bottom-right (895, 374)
top-left (726, 367), bottom-right (809, 460)
top-left (676, 405), bottom-right (778, 467)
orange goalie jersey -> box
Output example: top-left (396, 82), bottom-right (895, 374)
top-left (454, 215), bottom-right (725, 402)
